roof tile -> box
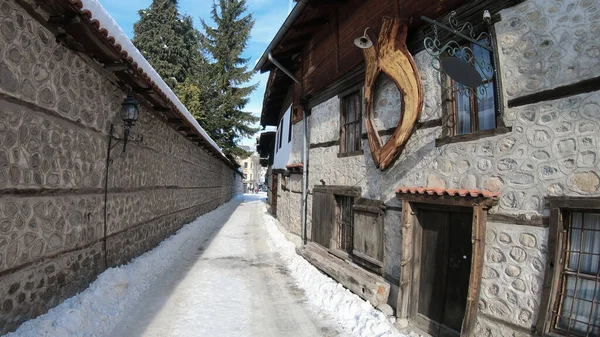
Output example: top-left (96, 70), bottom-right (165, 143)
top-left (396, 187), bottom-right (499, 198)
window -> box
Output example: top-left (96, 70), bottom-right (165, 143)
top-left (551, 211), bottom-right (600, 336)
top-left (278, 119), bottom-right (284, 149)
top-left (340, 92), bottom-right (362, 154)
top-left (445, 37), bottom-right (498, 136)
top-left (335, 196), bottom-right (354, 254)
top-left (311, 186), bottom-right (360, 250)
top-left (244, 162), bottom-right (248, 168)
top-left (288, 115), bottom-right (292, 143)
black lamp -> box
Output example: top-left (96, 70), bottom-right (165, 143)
top-left (119, 93), bottom-right (139, 152)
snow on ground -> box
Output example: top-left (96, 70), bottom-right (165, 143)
top-left (263, 205), bottom-right (406, 337)
top-left (6, 194), bottom-right (405, 337)
top-left (6, 197), bottom-right (244, 337)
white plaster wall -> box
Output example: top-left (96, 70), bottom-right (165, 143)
top-left (273, 106), bottom-right (293, 170)
top-left (289, 121), bottom-right (305, 164)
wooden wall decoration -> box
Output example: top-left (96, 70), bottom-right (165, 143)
top-left (362, 17), bottom-right (424, 170)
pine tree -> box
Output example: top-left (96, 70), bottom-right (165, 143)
top-left (200, 0), bottom-right (259, 157)
top-left (132, 0), bottom-right (201, 88)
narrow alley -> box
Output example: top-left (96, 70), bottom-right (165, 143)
top-left (109, 194), bottom-right (344, 337)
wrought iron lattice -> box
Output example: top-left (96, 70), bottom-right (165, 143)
top-left (422, 11), bottom-right (496, 102)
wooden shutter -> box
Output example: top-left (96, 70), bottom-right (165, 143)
top-left (311, 188), bottom-right (336, 248)
top-left (352, 198), bottom-right (385, 266)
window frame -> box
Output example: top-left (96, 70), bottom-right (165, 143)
top-left (278, 119), bottom-right (284, 150)
top-left (338, 89), bottom-right (363, 157)
top-left (537, 197), bottom-right (600, 337)
top-left (333, 195), bottom-right (355, 256)
top-left (445, 38), bottom-right (499, 136)
top-left (288, 113), bottom-right (293, 143)
top-left (436, 27), bottom-right (511, 147)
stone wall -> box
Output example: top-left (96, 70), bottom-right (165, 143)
top-left (481, 222), bottom-right (549, 330)
top-left (275, 174), bottom-right (302, 237)
top-left (273, 0), bottom-right (600, 333)
top-left (0, 0), bottom-right (242, 334)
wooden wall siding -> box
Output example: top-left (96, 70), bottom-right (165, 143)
top-left (302, 0), bottom-right (397, 98)
top-left (311, 189), bottom-right (336, 248)
top-left (352, 198), bottom-right (385, 266)
top-left (292, 0), bottom-right (516, 107)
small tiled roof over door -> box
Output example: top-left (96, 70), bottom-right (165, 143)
top-left (396, 187), bottom-right (500, 198)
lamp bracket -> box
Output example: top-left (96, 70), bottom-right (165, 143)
top-left (422, 11), bottom-right (496, 101)
top-left (108, 124), bottom-right (143, 155)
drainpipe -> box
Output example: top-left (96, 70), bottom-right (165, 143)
top-left (301, 102), bottom-right (308, 245)
top-left (266, 52), bottom-right (308, 246)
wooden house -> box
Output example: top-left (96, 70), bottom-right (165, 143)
top-left (256, 0), bottom-right (600, 336)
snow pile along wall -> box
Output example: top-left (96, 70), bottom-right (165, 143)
top-left (5, 199), bottom-right (242, 337)
top-left (0, 0), bottom-right (240, 334)
top-left (263, 207), bottom-right (405, 337)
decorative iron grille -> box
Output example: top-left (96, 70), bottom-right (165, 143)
top-left (552, 211), bottom-right (600, 336)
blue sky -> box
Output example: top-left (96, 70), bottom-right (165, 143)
top-left (98, 0), bottom-right (292, 147)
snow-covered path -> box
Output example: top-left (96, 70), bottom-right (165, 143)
top-left (8, 194), bottom-right (402, 337)
top-left (108, 194), bottom-right (344, 337)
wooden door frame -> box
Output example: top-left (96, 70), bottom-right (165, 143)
top-left (396, 193), bottom-right (495, 337)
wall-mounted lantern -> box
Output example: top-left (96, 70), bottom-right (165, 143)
top-left (119, 93), bottom-right (140, 153)
top-left (108, 92), bottom-right (141, 154)
top-left (354, 28), bottom-right (373, 49)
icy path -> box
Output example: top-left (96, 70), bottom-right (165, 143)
top-left (108, 194), bottom-right (343, 337)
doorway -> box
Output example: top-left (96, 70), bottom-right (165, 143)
top-left (271, 174), bottom-right (278, 215)
top-left (413, 207), bottom-right (473, 337)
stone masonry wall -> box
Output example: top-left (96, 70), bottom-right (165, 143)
top-left (272, 0), bottom-right (600, 333)
top-left (0, 0), bottom-right (241, 334)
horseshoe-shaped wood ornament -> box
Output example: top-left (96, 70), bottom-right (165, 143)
top-left (362, 17), bottom-right (423, 170)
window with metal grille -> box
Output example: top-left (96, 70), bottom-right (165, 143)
top-left (335, 196), bottom-right (354, 253)
top-left (552, 211), bottom-right (600, 336)
top-left (340, 92), bottom-right (362, 154)
top-left (444, 37), bottom-right (498, 136)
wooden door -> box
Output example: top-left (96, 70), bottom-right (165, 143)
top-left (311, 189), bottom-right (336, 248)
top-left (271, 174), bottom-right (278, 214)
top-left (414, 208), bottom-right (472, 337)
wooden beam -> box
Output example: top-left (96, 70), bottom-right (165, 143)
top-left (299, 242), bottom-right (390, 307)
top-left (312, 185), bottom-right (361, 197)
top-left (47, 15), bottom-right (79, 26)
top-left (167, 118), bottom-right (182, 124)
top-left (291, 16), bottom-right (329, 32)
top-left (508, 76), bottom-right (600, 108)
top-left (462, 205), bottom-right (487, 337)
top-left (104, 62), bottom-right (130, 72)
top-left (177, 126), bottom-right (191, 132)
top-left (397, 200), bottom-right (414, 318)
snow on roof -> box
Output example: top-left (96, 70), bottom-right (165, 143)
top-left (70, 0), bottom-right (225, 157)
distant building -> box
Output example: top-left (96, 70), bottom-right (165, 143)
top-left (237, 146), bottom-right (261, 192)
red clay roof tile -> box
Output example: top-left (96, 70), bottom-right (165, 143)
top-left (396, 187), bottom-right (499, 198)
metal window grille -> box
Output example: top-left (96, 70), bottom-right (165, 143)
top-left (552, 211), bottom-right (600, 337)
top-left (447, 37), bottom-right (498, 136)
top-left (336, 196), bottom-right (354, 253)
top-left (340, 92), bottom-right (362, 153)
